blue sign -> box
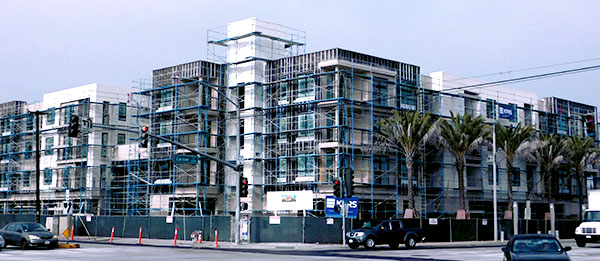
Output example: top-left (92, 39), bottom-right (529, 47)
top-left (325, 196), bottom-right (358, 218)
top-left (498, 104), bottom-right (515, 121)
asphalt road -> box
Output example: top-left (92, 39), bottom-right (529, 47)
top-left (2, 243), bottom-right (600, 260)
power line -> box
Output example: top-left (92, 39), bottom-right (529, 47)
top-left (443, 64), bottom-right (600, 92)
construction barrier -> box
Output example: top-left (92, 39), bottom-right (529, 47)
top-left (110, 226), bottom-right (115, 243)
top-left (174, 228), bottom-right (178, 247)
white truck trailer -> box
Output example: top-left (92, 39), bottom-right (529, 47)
top-left (575, 190), bottom-right (600, 247)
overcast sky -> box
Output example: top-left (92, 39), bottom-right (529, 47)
top-left (1, 0), bottom-right (599, 108)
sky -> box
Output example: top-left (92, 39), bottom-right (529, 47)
top-left (1, 0), bottom-right (599, 108)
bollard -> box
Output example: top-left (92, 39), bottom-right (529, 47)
top-left (70, 224), bottom-right (74, 241)
top-left (138, 226), bottom-right (142, 245)
top-left (555, 230), bottom-right (560, 239)
top-left (174, 228), bottom-right (178, 247)
top-left (537, 231), bottom-right (541, 234)
top-left (110, 226), bottom-right (115, 243)
top-left (215, 229), bottom-right (218, 248)
top-left (501, 231), bottom-right (504, 243)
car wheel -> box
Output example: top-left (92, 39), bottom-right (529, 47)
top-left (405, 236), bottom-right (417, 249)
top-left (389, 241), bottom-right (399, 249)
top-left (20, 239), bottom-right (30, 250)
top-left (364, 237), bottom-right (376, 249)
top-left (576, 239), bottom-right (586, 248)
top-left (348, 242), bottom-right (360, 249)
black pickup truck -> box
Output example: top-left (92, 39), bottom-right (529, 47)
top-left (345, 220), bottom-right (425, 249)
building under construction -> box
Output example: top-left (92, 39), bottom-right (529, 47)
top-left (1, 18), bottom-right (598, 220)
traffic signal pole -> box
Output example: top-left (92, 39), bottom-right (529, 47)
top-left (31, 111), bottom-right (45, 223)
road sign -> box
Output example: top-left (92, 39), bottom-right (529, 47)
top-left (174, 155), bottom-right (199, 164)
top-left (325, 196), bottom-right (358, 218)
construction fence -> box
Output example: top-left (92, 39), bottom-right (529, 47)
top-left (0, 214), bottom-right (580, 244)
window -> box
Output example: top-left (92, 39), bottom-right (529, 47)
top-left (64, 106), bottom-right (74, 125)
top-left (26, 116), bottom-right (34, 131)
top-left (24, 142), bottom-right (32, 159)
top-left (487, 165), bottom-right (499, 186)
top-left (400, 86), bottom-right (417, 110)
top-left (46, 108), bottom-right (55, 125)
top-left (374, 157), bottom-right (390, 185)
top-left (160, 89), bottom-right (173, 108)
top-left (64, 137), bottom-right (73, 160)
top-left (102, 101), bottom-right (110, 124)
top-left (373, 79), bottom-right (388, 106)
top-left (325, 74), bottom-right (334, 99)
top-left (117, 133), bottom-right (126, 145)
top-left (297, 154), bottom-right (315, 178)
top-left (279, 82), bottom-right (288, 102)
top-left (62, 167), bottom-right (70, 188)
top-left (279, 117), bottom-right (287, 139)
top-left (511, 167), bottom-right (521, 187)
top-left (297, 112), bottom-right (315, 138)
top-left (486, 99), bottom-right (496, 119)
top-left (524, 104), bottom-right (532, 126)
top-left (23, 171), bottom-right (31, 187)
top-left (45, 137), bottom-right (54, 155)
top-left (0, 173), bottom-right (7, 188)
top-left (101, 132), bottom-right (108, 157)
top-left (44, 168), bottom-right (52, 185)
top-left (297, 77), bottom-right (315, 99)
top-left (278, 158), bottom-right (287, 179)
top-left (118, 103), bottom-right (127, 121)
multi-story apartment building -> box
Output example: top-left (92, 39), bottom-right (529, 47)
top-left (2, 18), bottom-right (597, 220)
top-left (0, 83), bottom-right (138, 215)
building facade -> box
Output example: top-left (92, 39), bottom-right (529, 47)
top-left (1, 18), bottom-right (598, 220)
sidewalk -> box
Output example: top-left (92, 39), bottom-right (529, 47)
top-left (66, 236), bottom-right (577, 250)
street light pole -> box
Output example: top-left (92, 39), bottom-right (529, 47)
top-left (492, 102), bottom-right (498, 242)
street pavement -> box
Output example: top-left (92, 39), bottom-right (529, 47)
top-left (2, 237), bottom-right (599, 260)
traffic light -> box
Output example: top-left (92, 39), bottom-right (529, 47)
top-left (240, 177), bottom-right (248, 197)
top-left (584, 114), bottom-right (596, 138)
top-left (67, 115), bottom-right (80, 137)
top-left (333, 179), bottom-right (342, 198)
top-left (346, 169), bottom-right (355, 198)
top-left (240, 202), bottom-right (248, 211)
top-left (140, 125), bottom-right (149, 147)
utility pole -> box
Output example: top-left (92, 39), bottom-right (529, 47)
top-left (31, 110), bottom-right (45, 223)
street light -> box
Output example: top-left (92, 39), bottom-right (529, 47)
top-left (486, 100), bottom-right (499, 242)
top-left (172, 76), bottom-right (243, 245)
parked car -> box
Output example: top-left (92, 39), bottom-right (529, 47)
top-left (0, 234), bottom-right (5, 250)
top-left (0, 222), bottom-right (59, 250)
top-left (501, 234), bottom-right (571, 261)
top-left (345, 220), bottom-right (424, 249)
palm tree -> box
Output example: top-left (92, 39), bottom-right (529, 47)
top-left (376, 110), bottom-right (439, 217)
top-left (495, 123), bottom-right (536, 213)
top-left (438, 112), bottom-right (489, 218)
top-left (565, 135), bottom-right (600, 220)
top-left (534, 133), bottom-right (566, 201)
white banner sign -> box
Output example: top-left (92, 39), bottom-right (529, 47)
top-left (266, 191), bottom-right (314, 211)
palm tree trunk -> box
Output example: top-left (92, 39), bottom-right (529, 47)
top-left (406, 157), bottom-right (415, 210)
top-left (456, 159), bottom-right (466, 211)
top-left (507, 163), bottom-right (514, 211)
top-left (546, 167), bottom-right (554, 202)
top-left (578, 168), bottom-right (584, 222)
